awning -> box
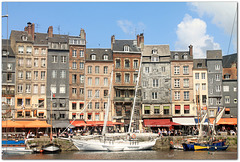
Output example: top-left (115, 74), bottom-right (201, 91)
top-left (72, 113), bottom-right (76, 115)
top-left (175, 105), bottom-right (180, 110)
top-left (172, 118), bottom-right (196, 125)
top-left (2, 120), bottom-right (51, 128)
top-left (209, 118), bottom-right (237, 125)
top-left (225, 108), bottom-right (230, 111)
top-left (70, 120), bottom-right (86, 127)
top-left (184, 105), bottom-right (190, 110)
top-left (86, 121), bottom-right (124, 126)
top-left (143, 119), bottom-right (180, 127)
top-left (2, 120), bottom-right (25, 128)
top-left (195, 118), bottom-right (209, 125)
top-left (52, 121), bottom-right (75, 128)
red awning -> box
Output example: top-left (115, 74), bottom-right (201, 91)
top-left (209, 118), bottom-right (237, 125)
top-left (79, 102), bottom-right (84, 104)
top-left (86, 121), bottom-right (124, 126)
top-left (80, 113), bottom-right (84, 115)
top-left (70, 120), bottom-right (86, 127)
top-left (72, 102), bottom-right (76, 104)
top-left (175, 105), bottom-right (180, 110)
top-left (184, 105), bottom-right (190, 110)
top-left (225, 108), bottom-right (230, 111)
top-left (144, 119), bottom-right (180, 127)
top-left (72, 113), bottom-right (76, 115)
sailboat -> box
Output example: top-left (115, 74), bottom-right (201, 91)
top-left (40, 91), bottom-right (61, 153)
top-left (71, 55), bottom-right (157, 151)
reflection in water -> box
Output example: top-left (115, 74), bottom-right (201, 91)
top-left (2, 148), bottom-right (237, 160)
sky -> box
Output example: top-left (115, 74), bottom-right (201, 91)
top-left (1, 1), bottom-right (238, 58)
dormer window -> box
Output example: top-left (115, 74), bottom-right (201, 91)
top-left (124, 45), bottom-right (129, 52)
top-left (103, 54), bottom-right (108, 60)
top-left (151, 56), bottom-right (159, 62)
top-left (91, 54), bottom-right (96, 60)
top-left (152, 49), bottom-right (158, 54)
top-left (21, 35), bottom-right (27, 41)
top-left (183, 54), bottom-right (188, 60)
top-left (197, 63), bottom-right (202, 68)
top-left (174, 54), bottom-right (179, 60)
top-left (224, 74), bottom-right (230, 79)
top-left (52, 43), bottom-right (58, 49)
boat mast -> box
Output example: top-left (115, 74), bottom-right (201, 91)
top-left (128, 52), bottom-right (142, 133)
top-left (102, 64), bottom-right (114, 136)
top-left (50, 90), bottom-right (53, 142)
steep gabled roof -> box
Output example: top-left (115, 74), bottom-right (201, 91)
top-left (112, 40), bottom-right (141, 53)
top-left (222, 53), bottom-right (237, 68)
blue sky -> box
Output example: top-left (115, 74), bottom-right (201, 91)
top-left (1, 2), bottom-right (237, 58)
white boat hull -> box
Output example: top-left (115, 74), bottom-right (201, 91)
top-left (2, 147), bottom-right (33, 154)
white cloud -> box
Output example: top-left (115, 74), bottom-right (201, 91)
top-left (175, 14), bottom-right (221, 58)
top-left (117, 20), bottom-right (145, 35)
top-left (189, 2), bottom-right (237, 52)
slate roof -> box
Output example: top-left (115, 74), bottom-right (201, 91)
top-left (10, 30), bottom-right (33, 42)
top-left (34, 33), bottom-right (48, 45)
top-left (86, 48), bottom-right (113, 61)
top-left (142, 45), bottom-right (170, 56)
top-left (2, 39), bottom-right (14, 56)
top-left (170, 51), bottom-right (193, 60)
top-left (112, 40), bottom-right (141, 53)
top-left (222, 53), bottom-right (237, 68)
top-left (206, 50), bottom-right (222, 59)
top-left (193, 59), bottom-right (207, 69)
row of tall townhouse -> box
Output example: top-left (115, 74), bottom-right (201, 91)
top-left (2, 22), bottom-right (237, 130)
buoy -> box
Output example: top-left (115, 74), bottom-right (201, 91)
top-left (40, 150), bottom-right (43, 153)
top-left (170, 141), bottom-right (173, 145)
top-left (131, 134), bottom-right (136, 139)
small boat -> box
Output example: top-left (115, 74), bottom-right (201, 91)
top-left (2, 139), bottom-right (33, 154)
top-left (41, 143), bottom-right (61, 153)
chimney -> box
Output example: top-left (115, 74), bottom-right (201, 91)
top-left (48, 26), bottom-right (53, 38)
top-left (111, 35), bottom-right (115, 50)
top-left (189, 45), bottom-right (193, 56)
top-left (137, 33), bottom-right (144, 49)
top-left (24, 22), bottom-right (35, 40)
top-left (80, 28), bottom-right (86, 40)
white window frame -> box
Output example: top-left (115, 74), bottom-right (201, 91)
top-left (51, 84), bottom-right (57, 93)
top-left (7, 63), bottom-right (12, 70)
top-left (184, 91), bottom-right (189, 100)
top-left (104, 78), bottom-right (108, 86)
top-left (88, 77), bottom-right (92, 86)
top-left (223, 86), bottom-right (229, 92)
top-left (34, 84), bottom-right (38, 94)
top-left (88, 90), bottom-right (92, 98)
top-left (26, 46), bottom-right (32, 54)
top-left (174, 66), bottom-right (180, 74)
top-left (152, 92), bottom-right (158, 100)
top-left (80, 50), bottom-right (84, 57)
top-left (61, 56), bottom-right (67, 63)
top-left (72, 62), bottom-right (77, 69)
top-left (52, 70), bottom-right (57, 78)
top-left (145, 67), bottom-right (149, 73)
top-left (80, 62), bottom-right (84, 69)
top-left (17, 85), bottom-right (23, 93)
top-left (34, 71), bottom-right (38, 80)
top-left (52, 55), bottom-right (58, 63)
top-left (103, 55), bottom-right (108, 60)
top-left (95, 77), bottom-right (100, 85)
top-left (91, 55), bottom-right (96, 60)
top-left (215, 64), bottom-right (220, 70)
top-left (60, 70), bottom-right (66, 78)
top-left (88, 66), bottom-right (92, 74)
top-left (72, 50), bottom-right (77, 57)
top-left (26, 84), bottom-right (31, 93)
top-left (104, 66), bottom-right (108, 74)
top-left (41, 58), bottom-right (46, 67)
top-left (202, 83), bottom-right (206, 90)
top-left (18, 46), bottom-right (24, 54)
top-left (41, 85), bottom-right (45, 94)
top-left (183, 79), bottom-right (189, 88)
top-left (201, 73), bottom-right (206, 79)
top-left (216, 74), bottom-right (220, 81)
top-left (124, 45), bottom-right (129, 52)
top-left (183, 66), bottom-right (189, 74)
top-left (195, 73), bottom-right (199, 79)
top-left (59, 84), bottom-right (66, 94)
top-left (225, 96), bottom-right (230, 104)
top-left (174, 79), bottom-right (180, 88)
top-left (216, 85), bottom-right (221, 92)
top-left (153, 79), bottom-right (159, 87)
top-left (174, 91), bottom-right (180, 100)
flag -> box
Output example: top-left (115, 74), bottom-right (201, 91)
top-left (217, 106), bottom-right (220, 114)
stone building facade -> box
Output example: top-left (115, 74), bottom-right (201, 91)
top-left (85, 48), bottom-right (113, 121)
top-left (2, 39), bottom-right (15, 118)
top-left (111, 34), bottom-right (144, 132)
top-left (68, 29), bottom-right (86, 120)
top-left (141, 45), bottom-right (171, 129)
top-left (206, 50), bottom-right (223, 118)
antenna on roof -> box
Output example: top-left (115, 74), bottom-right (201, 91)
top-left (35, 23), bottom-right (40, 33)
top-left (54, 25), bottom-right (61, 35)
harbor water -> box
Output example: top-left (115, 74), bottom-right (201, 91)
top-left (2, 148), bottom-right (237, 160)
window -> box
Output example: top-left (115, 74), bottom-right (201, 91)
top-left (17, 85), bottom-right (23, 93)
top-left (225, 109), bottom-right (230, 115)
top-left (51, 84), bottom-right (56, 93)
top-left (152, 92), bottom-right (157, 99)
top-left (133, 60), bottom-right (138, 68)
top-left (164, 106), bottom-right (170, 115)
top-left (145, 67), bottom-right (149, 73)
top-left (41, 71), bottom-right (46, 80)
top-left (104, 66), bottom-right (108, 74)
top-left (225, 96), bottom-right (230, 104)
top-left (80, 75), bottom-right (84, 83)
top-left (162, 67), bottom-right (165, 72)
top-left (88, 102), bottom-right (92, 109)
top-left (18, 71), bottom-right (23, 79)
top-left (216, 74), bottom-right (220, 81)
top-left (61, 56), bottom-right (67, 63)
top-left (174, 79), bottom-right (180, 88)
top-left (175, 105), bottom-right (180, 114)
top-left (80, 88), bottom-right (84, 95)
top-left (26, 84), bottom-right (31, 93)
top-left (95, 114), bottom-right (100, 121)
top-left (210, 98), bottom-right (213, 105)
top-left (7, 63), bottom-right (12, 70)
top-left (25, 98), bottom-right (31, 106)
top-left (210, 89), bottom-right (213, 94)
top-left (197, 63), bottom-right (202, 68)
top-left (183, 79), bottom-right (189, 88)
top-left (125, 91), bottom-right (129, 97)
top-left (18, 46), bottom-right (24, 53)
top-left (103, 55), bottom-right (108, 60)
top-left (144, 106), bottom-right (150, 114)
top-left (153, 79), bottom-right (159, 87)
top-left (152, 49), bottom-right (158, 54)
top-left (72, 88), bottom-right (77, 94)
top-left (124, 45), bottom-right (129, 52)
top-left (72, 102), bottom-right (77, 110)
top-left (125, 73), bottom-right (130, 83)
top-left (210, 110), bottom-right (214, 117)
top-left (88, 90), bottom-right (92, 98)
top-left (143, 81), bottom-right (148, 87)
top-left (88, 66), bottom-right (92, 74)
top-left (151, 56), bottom-right (159, 62)
top-left (184, 91), bottom-right (189, 100)
top-left (233, 87), bottom-right (237, 92)
top-left (34, 84), bottom-right (38, 94)
top-left (26, 58), bottom-right (31, 67)
top-left (184, 105), bottom-right (190, 114)
top-left (174, 66), bottom-right (180, 74)
top-left (88, 77), bottom-right (92, 85)
top-left (95, 66), bottom-right (99, 73)
top-left (72, 50), bottom-right (77, 57)
top-left (80, 62), bottom-right (84, 69)
top-left (134, 74), bottom-right (138, 83)
top-left (41, 85), bottom-right (45, 94)
top-left (215, 64), bottom-right (220, 70)
top-left (52, 56), bottom-right (58, 63)
top-left (26, 46), bottom-right (32, 54)
top-left (183, 66), bottom-right (189, 74)
top-left (202, 83), bottom-right (206, 90)
top-left (234, 99), bottom-right (237, 103)
top-left (116, 59), bottom-right (120, 68)
top-left (210, 78), bottom-right (214, 84)
top-left (183, 54), bottom-right (188, 60)
top-left (42, 48), bottom-right (46, 55)
top-left (80, 50), bottom-right (84, 57)
top-left (60, 70), bottom-right (66, 78)
top-left (125, 59), bottom-right (130, 68)
top-left (6, 98), bottom-right (11, 105)
top-left (104, 78), bottom-right (108, 86)
top-left (91, 54), bottom-right (96, 60)
top-left (17, 98), bottom-right (23, 106)
top-left (80, 114), bottom-right (84, 119)
top-left (41, 58), bottom-right (46, 67)
top-left (174, 91), bottom-right (180, 100)
top-left (216, 85), bottom-right (221, 92)
top-left (18, 58), bottom-right (24, 66)
top-left (104, 102), bottom-right (108, 109)
top-left (60, 114), bottom-right (65, 119)
top-left (143, 92), bottom-right (146, 99)
top-left (116, 90), bottom-right (121, 97)
top-left (216, 98), bottom-right (221, 105)
top-left (72, 62), bottom-right (77, 69)
top-left (201, 73), bottom-right (206, 79)
top-left (52, 70), bottom-right (57, 78)
top-left (95, 102), bottom-right (100, 109)
top-left (26, 71), bottom-right (31, 80)
top-left (59, 84), bottom-right (65, 93)
top-left (202, 95), bottom-right (207, 104)
top-left (34, 48), bottom-right (39, 54)
top-left (72, 74), bottom-right (77, 83)
top-left (174, 54), bottom-right (179, 60)
top-left (224, 74), bottom-right (230, 79)
top-left (7, 73), bottom-right (12, 82)
top-left (34, 71), bottom-right (38, 80)
top-left (154, 106), bottom-right (160, 114)
top-left (195, 73), bottom-right (199, 79)
top-left (95, 90), bottom-right (100, 98)
top-left (116, 73), bottom-right (121, 83)
top-left (104, 90), bottom-right (108, 97)
top-left (195, 83), bottom-right (200, 91)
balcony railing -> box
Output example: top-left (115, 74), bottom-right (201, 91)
top-left (2, 90), bottom-right (15, 96)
